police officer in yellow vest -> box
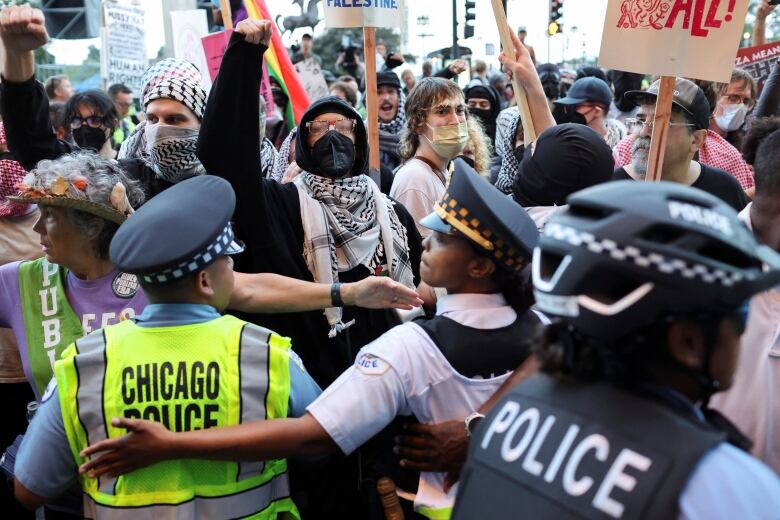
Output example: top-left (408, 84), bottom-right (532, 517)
top-left (13, 175), bottom-right (321, 518)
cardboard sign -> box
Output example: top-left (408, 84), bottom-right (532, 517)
top-left (100, 0), bottom-right (147, 95)
top-left (294, 57), bottom-right (330, 102)
top-left (170, 10), bottom-right (211, 91)
top-left (736, 41), bottom-right (780, 90)
top-left (599, 0), bottom-right (750, 82)
top-left (323, 0), bottom-right (404, 29)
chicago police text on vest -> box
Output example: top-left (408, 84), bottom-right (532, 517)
top-left (122, 362), bottom-right (220, 431)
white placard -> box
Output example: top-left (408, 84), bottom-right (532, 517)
top-left (100, 0), bottom-right (147, 95)
top-left (323, 0), bottom-right (404, 29)
top-left (598, 0), bottom-right (750, 83)
top-left (294, 57), bottom-right (330, 102)
top-left (170, 10), bottom-right (212, 91)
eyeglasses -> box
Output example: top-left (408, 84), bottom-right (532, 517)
top-left (306, 118), bottom-right (356, 137)
top-left (719, 94), bottom-right (754, 108)
top-left (625, 118), bottom-right (696, 132)
top-left (70, 116), bottom-right (107, 130)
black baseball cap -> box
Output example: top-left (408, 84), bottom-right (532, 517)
top-left (555, 77), bottom-right (613, 108)
top-left (377, 71), bottom-right (401, 90)
top-left (625, 77), bottom-right (710, 130)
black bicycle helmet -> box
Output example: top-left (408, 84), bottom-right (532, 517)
top-left (533, 181), bottom-right (780, 341)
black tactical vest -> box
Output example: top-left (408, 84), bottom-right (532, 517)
top-left (452, 375), bottom-right (725, 520)
top-left (414, 310), bottom-right (542, 379)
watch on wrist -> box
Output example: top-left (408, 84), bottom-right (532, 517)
top-left (464, 412), bottom-right (485, 437)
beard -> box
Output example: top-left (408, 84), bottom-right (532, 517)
top-left (631, 136), bottom-right (651, 179)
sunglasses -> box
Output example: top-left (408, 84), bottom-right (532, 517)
top-left (70, 116), bottom-right (107, 130)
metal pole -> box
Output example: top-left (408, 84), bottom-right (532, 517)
top-left (452, 0), bottom-right (459, 60)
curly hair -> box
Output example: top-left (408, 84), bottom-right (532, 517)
top-left (399, 77), bottom-right (465, 163)
top-left (465, 117), bottom-right (492, 178)
top-left (26, 152), bottom-right (145, 258)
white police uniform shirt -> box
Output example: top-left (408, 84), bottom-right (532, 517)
top-left (308, 293), bottom-right (542, 513)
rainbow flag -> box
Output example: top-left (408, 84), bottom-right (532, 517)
top-left (245, 0), bottom-right (310, 128)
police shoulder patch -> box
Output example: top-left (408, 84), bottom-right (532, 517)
top-left (112, 272), bottom-right (139, 299)
top-left (355, 352), bottom-right (390, 375)
top-left (41, 377), bottom-right (58, 403)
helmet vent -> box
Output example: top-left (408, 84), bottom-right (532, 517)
top-left (641, 224), bottom-right (686, 245)
top-left (698, 242), bottom-right (755, 269)
top-left (567, 203), bottom-right (612, 221)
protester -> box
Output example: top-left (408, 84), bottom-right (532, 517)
top-left (258, 96), bottom-right (278, 179)
top-left (78, 161), bottom-right (545, 520)
top-left (741, 116), bottom-right (780, 167)
top-left (0, 6), bottom-right (208, 199)
top-left (488, 72), bottom-right (509, 110)
top-left (12, 176), bottom-right (317, 517)
top-left (433, 59), bottom-right (469, 81)
top-left (472, 59), bottom-right (488, 85)
top-left (460, 117), bottom-right (492, 178)
top-left (48, 100), bottom-right (70, 141)
top-left (517, 26), bottom-right (536, 65)
top-left (753, 0), bottom-right (777, 47)
top-left (614, 78), bottom-right (748, 210)
top-left (43, 74), bottom-right (73, 103)
top-left (401, 69), bottom-right (416, 96)
top-left (422, 61), bottom-right (433, 78)
top-left (0, 122), bottom-right (39, 519)
top-left (708, 69), bottom-right (756, 148)
top-left (453, 181), bottom-right (780, 518)
top-left (710, 128), bottom-right (780, 472)
top-left (291, 32), bottom-right (322, 65)
top-left (537, 62), bottom-right (562, 111)
top-left (511, 124), bottom-right (614, 229)
top-left (464, 79), bottom-right (501, 147)
top-left (107, 83), bottom-right (140, 149)
top-left (493, 106), bottom-right (524, 190)
top-left (553, 76), bottom-right (627, 147)
top-left (329, 80), bottom-right (358, 108)
top-left (392, 77), bottom-right (468, 236)
top-left (607, 69), bottom-right (643, 123)
top-left (376, 71), bottom-right (406, 172)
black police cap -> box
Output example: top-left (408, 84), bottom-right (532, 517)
top-left (109, 176), bottom-right (244, 284)
top-left (420, 158), bottom-right (539, 275)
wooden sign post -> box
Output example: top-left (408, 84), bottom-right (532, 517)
top-left (323, 0), bottom-right (405, 187)
top-left (219, 0), bottom-right (234, 30)
top-left (490, 0), bottom-right (536, 142)
top-left (645, 76), bottom-right (675, 182)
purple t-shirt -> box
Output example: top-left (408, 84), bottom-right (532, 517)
top-left (0, 261), bottom-right (148, 398)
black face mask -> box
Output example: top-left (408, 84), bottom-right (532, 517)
top-left (73, 126), bottom-right (108, 151)
top-left (553, 104), bottom-right (587, 126)
top-left (513, 144), bottom-right (525, 164)
top-left (456, 155), bottom-right (475, 169)
top-left (469, 108), bottom-right (492, 127)
top-left (311, 130), bottom-right (356, 178)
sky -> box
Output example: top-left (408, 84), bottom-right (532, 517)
top-left (46, 0), bottom-right (610, 71)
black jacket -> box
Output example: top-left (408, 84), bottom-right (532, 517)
top-left (198, 33), bottom-right (423, 387)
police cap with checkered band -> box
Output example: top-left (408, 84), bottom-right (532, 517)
top-left (109, 176), bottom-right (244, 284)
top-left (420, 158), bottom-right (539, 276)
top-left (533, 180), bottom-right (780, 341)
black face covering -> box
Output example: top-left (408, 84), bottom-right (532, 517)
top-left (513, 144), bottom-right (525, 164)
top-left (552, 104), bottom-right (587, 126)
top-left (311, 131), bottom-right (356, 178)
top-left (73, 126), bottom-right (108, 151)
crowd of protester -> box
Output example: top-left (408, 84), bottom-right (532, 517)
top-left (1, 1), bottom-right (780, 519)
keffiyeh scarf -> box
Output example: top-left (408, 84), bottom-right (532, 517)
top-left (271, 129), bottom-right (297, 182)
top-left (294, 171), bottom-right (414, 337)
top-left (377, 92), bottom-right (406, 135)
top-left (495, 110), bottom-right (522, 194)
top-left (261, 138), bottom-right (278, 179)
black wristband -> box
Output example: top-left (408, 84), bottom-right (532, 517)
top-left (330, 282), bottom-right (344, 307)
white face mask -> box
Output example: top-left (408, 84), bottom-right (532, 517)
top-left (424, 122), bottom-right (469, 160)
top-left (715, 102), bottom-right (748, 132)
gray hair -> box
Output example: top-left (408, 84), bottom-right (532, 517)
top-left (26, 152), bottom-right (146, 258)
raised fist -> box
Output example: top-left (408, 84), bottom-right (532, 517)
top-left (235, 18), bottom-right (273, 47)
top-left (0, 5), bottom-right (49, 53)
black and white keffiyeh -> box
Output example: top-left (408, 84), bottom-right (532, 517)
top-left (270, 129), bottom-right (297, 182)
top-left (260, 137), bottom-right (278, 178)
top-left (294, 171), bottom-right (414, 337)
top-left (377, 92), bottom-right (407, 135)
top-left (495, 109), bottom-right (522, 194)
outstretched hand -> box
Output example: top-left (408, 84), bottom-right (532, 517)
top-left (0, 5), bottom-right (48, 53)
top-left (498, 23), bottom-right (536, 87)
top-left (344, 276), bottom-right (423, 310)
top-left (235, 18), bottom-right (273, 47)
top-left (79, 417), bottom-right (175, 479)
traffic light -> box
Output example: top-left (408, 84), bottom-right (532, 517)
top-left (464, 0), bottom-right (476, 39)
top-left (549, 0), bottom-right (564, 35)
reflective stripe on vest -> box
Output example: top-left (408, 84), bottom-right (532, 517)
top-left (416, 505), bottom-right (453, 519)
top-left (55, 316), bottom-right (298, 518)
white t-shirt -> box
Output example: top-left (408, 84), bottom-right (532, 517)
top-left (390, 158), bottom-right (447, 238)
top-left (307, 293), bottom-right (523, 514)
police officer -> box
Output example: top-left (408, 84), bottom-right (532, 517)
top-left (77, 160), bottom-right (544, 519)
top-left (13, 175), bottom-right (320, 518)
top-left (452, 181), bottom-right (780, 519)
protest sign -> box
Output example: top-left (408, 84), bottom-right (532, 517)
top-left (294, 57), bottom-right (330, 102)
top-left (100, 0), bottom-right (147, 95)
top-left (324, 0), bottom-right (406, 176)
top-left (599, 0), bottom-right (749, 83)
top-left (736, 41), bottom-right (780, 90)
top-left (323, 0), bottom-right (404, 29)
top-left (490, 0), bottom-right (536, 142)
top-left (170, 10), bottom-right (211, 91)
